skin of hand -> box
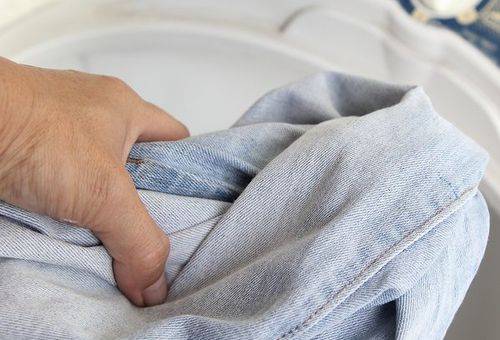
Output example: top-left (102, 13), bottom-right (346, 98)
top-left (0, 57), bottom-right (189, 307)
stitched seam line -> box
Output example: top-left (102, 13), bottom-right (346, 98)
top-left (130, 163), bottom-right (245, 194)
top-left (133, 141), bottom-right (261, 176)
top-left (277, 185), bottom-right (479, 339)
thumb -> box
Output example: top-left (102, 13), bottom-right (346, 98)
top-left (91, 169), bottom-right (169, 307)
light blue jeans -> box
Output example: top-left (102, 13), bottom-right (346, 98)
top-left (0, 73), bottom-right (489, 339)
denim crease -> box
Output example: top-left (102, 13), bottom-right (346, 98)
top-left (0, 72), bottom-right (489, 339)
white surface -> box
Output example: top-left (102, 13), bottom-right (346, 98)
top-left (418, 0), bottom-right (481, 16)
top-left (12, 24), bottom-right (329, 135)
top-left (0, 0), bottom-right (54, 27)
top-left (0, 1), bottom-right (498, 339)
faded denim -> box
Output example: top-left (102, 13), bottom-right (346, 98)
top-left (0, 73), bottom-right (489, 339)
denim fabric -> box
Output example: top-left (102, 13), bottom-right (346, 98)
top-left (0, 73), bottom-right (489, 339)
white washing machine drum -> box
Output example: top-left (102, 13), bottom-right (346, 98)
top-left (1, 0), bottom-right (499, 209)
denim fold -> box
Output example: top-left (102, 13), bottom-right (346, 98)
top-left (0, 73), bottom-right (489, 339)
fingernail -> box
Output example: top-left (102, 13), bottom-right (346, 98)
top-left (142, 274), bottom-right (168, 307)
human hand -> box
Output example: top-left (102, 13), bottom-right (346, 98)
top-left (0, 57), bottom-right (189, 307)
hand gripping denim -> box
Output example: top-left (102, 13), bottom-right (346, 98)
top-left (0, 73), bottom-right (489, 339)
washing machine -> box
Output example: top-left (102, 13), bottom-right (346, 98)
top-left (0, 1), bottom-right (499, 338)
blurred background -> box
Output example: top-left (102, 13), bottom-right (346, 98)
top-left (0, 1), bottom-right (498, 338)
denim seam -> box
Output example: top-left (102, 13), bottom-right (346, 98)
top-left (136, 173), bottom-right (242, 197)
top-left (134, 141), bottom-right (261, 175)
top-left (278, 185), bottom-right (479, 339)
top-left (131, 160), bottom-right (245, 194)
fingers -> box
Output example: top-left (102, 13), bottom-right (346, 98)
top-left (96, 99), bottom-right (186, 306)
top-left (91, 170), bottom-right (170, 307)
top-left (137, 102), bottom-right (190, 142)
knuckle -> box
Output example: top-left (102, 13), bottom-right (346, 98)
top-left (100, 75), bottom-right (130, 92)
